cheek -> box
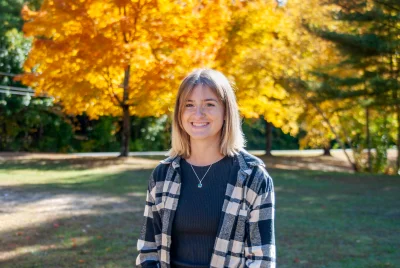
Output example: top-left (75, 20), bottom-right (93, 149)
top-left (181, 109), bottom-right (188, 120)
top-left (216, 108), bottom-right (225, 121)
top-left (181, 112), bottom-right (191, 129)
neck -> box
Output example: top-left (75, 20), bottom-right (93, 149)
top-left (186, 139), bottom-right (224, 166)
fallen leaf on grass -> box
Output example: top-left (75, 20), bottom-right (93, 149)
top-left (16, 231), bottom-right (23, 236)
top-left (294, 258), bottom-right (300, 263)
top-left (53, 223), bottom-right (60, 228)
top-left (78, 259), bottom-right (86, 263)
top-left (71, 238), bottom-right (77, 248)
top-left (97, 235), bottom-right (103, 239)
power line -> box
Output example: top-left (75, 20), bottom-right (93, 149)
top-left (0, 85), bottom-right (35, 96)
top-left (0, 85), bottom-right (34, 92)
top-left (0, 89), bottom-right (34, 96)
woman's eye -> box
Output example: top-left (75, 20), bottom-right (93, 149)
top-left (206, 103), bottom-right (215, 107)
top-left (185, 103), bottom-right (194, 108)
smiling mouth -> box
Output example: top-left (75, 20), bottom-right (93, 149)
top-left (191, 122), bottom-right (209, 127)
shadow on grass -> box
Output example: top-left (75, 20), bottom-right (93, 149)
top-left (1, 158), bottom-right (124, 171)
top-left (0, 209), bottom-right (142, 267)
top-left (0, 153), bottom-right (353, 172)
top-left (1, 168), bottom-right (152, 206)
top-left (0, 166), bottom-right (150, 267)
top-left (258, 155), bottom-right (354, 172)
top-left (0, 156), bottom-right (164, 171)
top-left (1, 160), bottom-right (400, 267)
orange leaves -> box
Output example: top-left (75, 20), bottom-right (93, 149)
top-left (20, 0), bottom-right (319, 129)
top-left (71, 238), bottom-right (77, 248)
top-left (21, 4), bottom-right (38, 21)
top-left (20, 0), bottom-right (234, 119)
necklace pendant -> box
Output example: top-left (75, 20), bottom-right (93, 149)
top-left (198, 183), bottom-right (202, 188)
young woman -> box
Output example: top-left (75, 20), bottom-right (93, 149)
top-left (136, 69), bottom-right (275, 268)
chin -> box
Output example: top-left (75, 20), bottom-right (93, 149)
top-left (188, 132), bottom-right (220, 142)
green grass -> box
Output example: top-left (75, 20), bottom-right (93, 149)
top-left (274, 170), bottom-right (400, 267)
top-left (0, 158), bottom-right (399, 267)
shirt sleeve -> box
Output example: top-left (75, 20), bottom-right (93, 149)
top-left (136, 169), bottom-right (162, 268)
top-left (244, 167), bottom-right (276, 268)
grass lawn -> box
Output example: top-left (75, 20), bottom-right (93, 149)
top-left (0, 155), bottom-right (399, 267)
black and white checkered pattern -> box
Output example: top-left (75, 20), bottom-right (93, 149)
top-left (136, 149), bottom-right (275, 268)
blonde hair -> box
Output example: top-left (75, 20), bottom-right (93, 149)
top-left (169, 69), bottom-right (245, 158)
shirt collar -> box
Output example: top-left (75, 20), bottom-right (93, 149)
top-left (160, 155), bottom-right (181, 169)
top-left (160, 149), bottom-right (265, 175)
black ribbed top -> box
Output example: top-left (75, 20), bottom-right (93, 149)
top-left (170, 155), bottom-right (239, 268)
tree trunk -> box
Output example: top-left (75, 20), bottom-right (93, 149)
top-left (323, 145), bottom-right (331, 156)
top-left (164, 115), bottom-right (172, 150)
top-left (120, 65), bottom-right (131, 157)
top-left (311, 102), bottom-right (358, 172)
top-left (120, 104), bottom-right (130, 157)
top-left (0, 122), bottom-right (5, 150)
top-left (366, 106), bottom-right (372, 172)
top-left (265, 119), bottom-right (273, 156)
top-left (397, 105), bottom-right (400, 173)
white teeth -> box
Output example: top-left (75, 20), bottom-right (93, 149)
top-left (192, 123), bottom-right (208, 127)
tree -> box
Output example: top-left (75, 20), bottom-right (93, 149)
top-left (306, 0), bottom-right (400, 173)
top-left (214, 0), bottom-right (350, 159)
top-left (0, 0), bottom-right (73, 152)
top-left (214, 0), bottom-right (306, 156)
top-left (19, 0), bottom-right (234, 156)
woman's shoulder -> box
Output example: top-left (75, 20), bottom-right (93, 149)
top-left (237, 149), bottom-right (273, 193)
top-left (237, 149), bottom-right (266, 168)
top-left (151, 163), bottom-right (169, 182)
top-left (150, 154), bottom-right (180, 182)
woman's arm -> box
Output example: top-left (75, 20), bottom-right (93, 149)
top-left (244, 167), bottom-right (276, 268)
top-left (136, 170), bottom-right (162, 268)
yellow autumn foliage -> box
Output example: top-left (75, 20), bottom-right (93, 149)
top-left (20, 0), bottom-right (235, 119)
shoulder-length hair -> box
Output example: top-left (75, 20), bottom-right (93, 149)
top-left (168, 68), bottom-right (245, 158)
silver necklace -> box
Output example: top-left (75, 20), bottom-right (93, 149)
top-left (190, 163), bottom-right (213, 188)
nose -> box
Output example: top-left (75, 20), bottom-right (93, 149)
top-left (195, 106), bottom-right (205, 117)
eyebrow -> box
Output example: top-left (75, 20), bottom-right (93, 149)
top-left (186, 98), bottom-right (219, 102)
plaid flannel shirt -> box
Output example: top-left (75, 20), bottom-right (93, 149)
top-left (136, 149), bottom-right (275, 268)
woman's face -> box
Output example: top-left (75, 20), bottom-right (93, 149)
top-left (181, 85), bottom-right (225, 145)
